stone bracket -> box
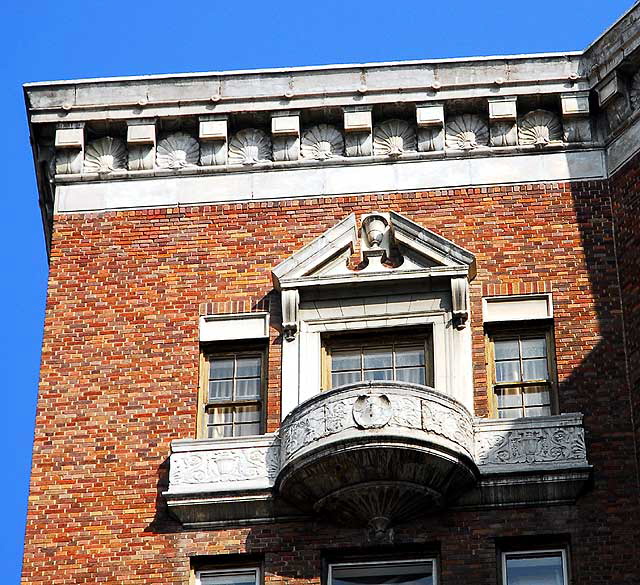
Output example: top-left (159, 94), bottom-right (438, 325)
top-left (561, 92), bottom-right (592, 142)
top-left (451, 276), bottom-right (469, 329)
top-left (127, 118), bottom-right (156, 170)
top-left (272, 112), bottom-right (300, 162)
top-left (281, 289), bottom-right (300, 341)
top-left (55, 122), bottom-right (85, 174)
top-left (199, 115), bottom-right (228, 166)
top-left (488, 96), bottom-right (518, 147)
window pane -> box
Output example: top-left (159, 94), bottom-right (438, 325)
top-left (496, 360), bottom-right (521, 382)
top-left (364, 369), bottom-right (393, 381)
top-left (208, 425), bottom-right (233, 439)
top-left (524, 405), bottom-right (552, 417)
top-left (200, 570), bottom-right (258, 585)
top-left (505, 553), bottom-right (564, 585)
top-left (396, 367), bottom-right (426, 385)
top-left (496, 386), bottom-right (523, 408)
top-left (395, 346), bottom-right (425, 367)
top-left (332, 562), bottom-right (434, 585)
top-left (494, 339), bottom-right (520, 360)
top-left (236, 356), bottom-right (261, 378)
top-left (210, 358), bottom-right (234, 380)
top-left (363, 347), bottom-right (393, 369)
top-left (332, 351), bottom-right (361, 372)
top-left (498, 407), bottom-right (524, 419)
top-left (332, 371), bottom-right (361, 387)
top-left (521, 337), bottom-right (547, 358)
top-left (235, 422), bottom-right (261, 436)
top-left (236, 405), bottom-right (261, 423)
top-left (523, 386), bottom-right (550, 407)
top-left (209, 380), bottom-right (233, 401)
top-left (522, 358), bottom-right (548, 381)
top-left (208, 408), bottom-right (233, 424)
top-left (236, 377), bottom-right (261, 399)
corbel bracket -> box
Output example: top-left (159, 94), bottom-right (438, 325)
top-left (281, 289), bottom-right (300, 341)
top-left (451, 277), bottom-right (469, 329)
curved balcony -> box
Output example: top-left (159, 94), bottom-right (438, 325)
top-left (275, 381), bottom-right (478, 532)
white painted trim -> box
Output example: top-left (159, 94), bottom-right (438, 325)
top-left (501, 549), bottom-right (568, 585)
top-left (196, 567), bottom-right (261, 585)
top-left (54, 149), bottom-right (606, 214)
top-left (199, 312), bottom-right (269, 341)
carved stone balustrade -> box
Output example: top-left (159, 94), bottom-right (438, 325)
top-left (276, 381), bottom-right (478, 531)
top-left (164, 402), bottom-right (591, 528)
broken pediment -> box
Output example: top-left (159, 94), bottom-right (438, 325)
top-left (272, 211), bottom-right (476, 290)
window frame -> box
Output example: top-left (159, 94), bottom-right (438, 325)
top-left (321, 326), bottom-right (434, 391)
top-left (198, 342), bottom-right (267, 439)
top-left (501, 548), bottom-right (568, 585)
top-left (328, 558), bottom-right (438, 585)
top-left (486, 324), bottom-right (559, 419)
top-left (195, 567), bottom-right (261, 585)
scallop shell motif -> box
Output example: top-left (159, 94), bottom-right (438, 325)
top-left (300, 124), bottom-right (344, 160)
top-left (156, 132), bottom-right (200, 169)
top-left (373, 119), bottom-right (416, 157)
top-left (228, 128), bottom-right (272, 165)
top-left (84, 137), bottom-right (127, 173)
top-left (445, 114), bottom-right (489, 150)
top-left (518, 110), bottom-right (563, 146)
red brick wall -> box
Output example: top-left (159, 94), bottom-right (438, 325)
top-left (22, 180), bottom-right (639, 584)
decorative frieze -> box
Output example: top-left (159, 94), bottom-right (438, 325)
top-left (300, 124), bottom-right (344, 160)
top-left (127, 119), bottom-right (156, 171)
top-left (156, 132), bottom-right (199, 169)
top-left (518, 110), bottom-right (563, 146)
top-left (445, 114), bottom-right (489, 150)
top-left (228, 128), bottom-right (272, 165)
top-left (373, 119), bottom-right (416, 157)
top-left (199, 116), bottom-right (228, 166)
top-left (84, 137), bottom-right (127, 174)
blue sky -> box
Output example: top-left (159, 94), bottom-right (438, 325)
top-left (0, 0), bottom-right (633, 582)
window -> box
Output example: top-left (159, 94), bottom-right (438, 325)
top-left (502, 550), bottom-right (567, 585)
top-left (329, 560), bottom-right (436, 585)
top-left (197, 568), bottom-right (260, 585)
top-left (487, 329), bottom-right (557, 419)
top-left (200, 349), bottom-right (265, 438)
top-left (323, 329), bottom-right (433, 390)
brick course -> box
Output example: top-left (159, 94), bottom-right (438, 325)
top-left (22, 178), bottom-right (640, 584)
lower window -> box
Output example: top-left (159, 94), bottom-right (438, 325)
top-left (329, 560), bottom-right (436, 585)
top-left (502, 550), bottom-right (567, 585)
top-left (197, 568), bottom-right (260, 585)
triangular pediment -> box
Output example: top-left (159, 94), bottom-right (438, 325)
top-left (272, 212), bottom-right (476, 289)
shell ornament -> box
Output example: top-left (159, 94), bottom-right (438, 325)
top-left (518, 110), bottom-right (563, 146)
top-left (300, 124), bottom-right (344, 160)
top-left (631, 71), bottom-right (640, 111)
top-left (156, 132), bottom-right (200, 169)
top-left (228, 128), bottom-right (272, 165)
top-left (373, 119), bottom-right (416, 157)
top-left (84, 137), bottom-right (127, 173)
top-left (445, 114), bottom-right (489, 150)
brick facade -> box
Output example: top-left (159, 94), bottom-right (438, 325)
top-left (21, 178), bottom-right (639, 584)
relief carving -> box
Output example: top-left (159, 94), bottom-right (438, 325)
top-left (228, 128), bottom-right (272, 165)
top-left (156, 132), bottom-right (200, 168)
top-left (445, 114), bottom-right (489, 150)
top-left (300, 124), bottom-right (344, 160)
top-left (518, 110), bottom-right (563, 146)
top-left (422, 400), bottom-right (474, 452)
top-left (353, 394), bottom-right (393, 428)
top-left (476, 425), bottom-right (587, 467)
top-left (373, 119), bottom-right (416, 157)
top-left (84, 136), bottom-right (127, 173)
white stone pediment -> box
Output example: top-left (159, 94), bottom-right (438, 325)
top-left (272, 211), bottom-right (476, 289)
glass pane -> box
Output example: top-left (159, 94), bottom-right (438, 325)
top-left (235, 405), bottom-right (261, 423)
top-left (521, 337), bottom-right (547, 358)
top-left (496, 387), bottom-right (523, 408)
top-left (236, 356), bottom-right (261, 378)
top-left (396, 367), bottom-right (426, 385)
top-left (200, 571), bottom-right (258, 585)
top-left (209, 380), bottom-right (232, 401)
top-left (524, 405), bottom-right (552, 417)
top-left (235, 422), bottom-right (261, 437)
top-left (332, 371), bottom-right (361, 387)
top-left (332, 562), bottom-right (433, 585)
top-left (332, 351), bottom-right (361, 372)
top-left (496, 360), bottom-right (521, 382)
top-left (505, 553), bottom-right (564, 585)
top-left (236, 377), bottom-right (261, 399)
top-left (364, 369), bottom-right (393, 381)
top-left (523, 386), bottom-right (550, 406)
top-left (395, 346), bottom-right (425, 367)
top-left (498, 407), bottom-right (524, 419)
top-left (208, 408), bottom-right (233, 424)
top-left (207, 424), bottom-right (232, 439)
top-left (363, 347), bottom-right (393, 369)
top-left (494, 339), bottom-right (520, 360)
top-left (210, 358), bottom-right (234, 380)
top-left (522, 358), bottom-right (548, 381)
